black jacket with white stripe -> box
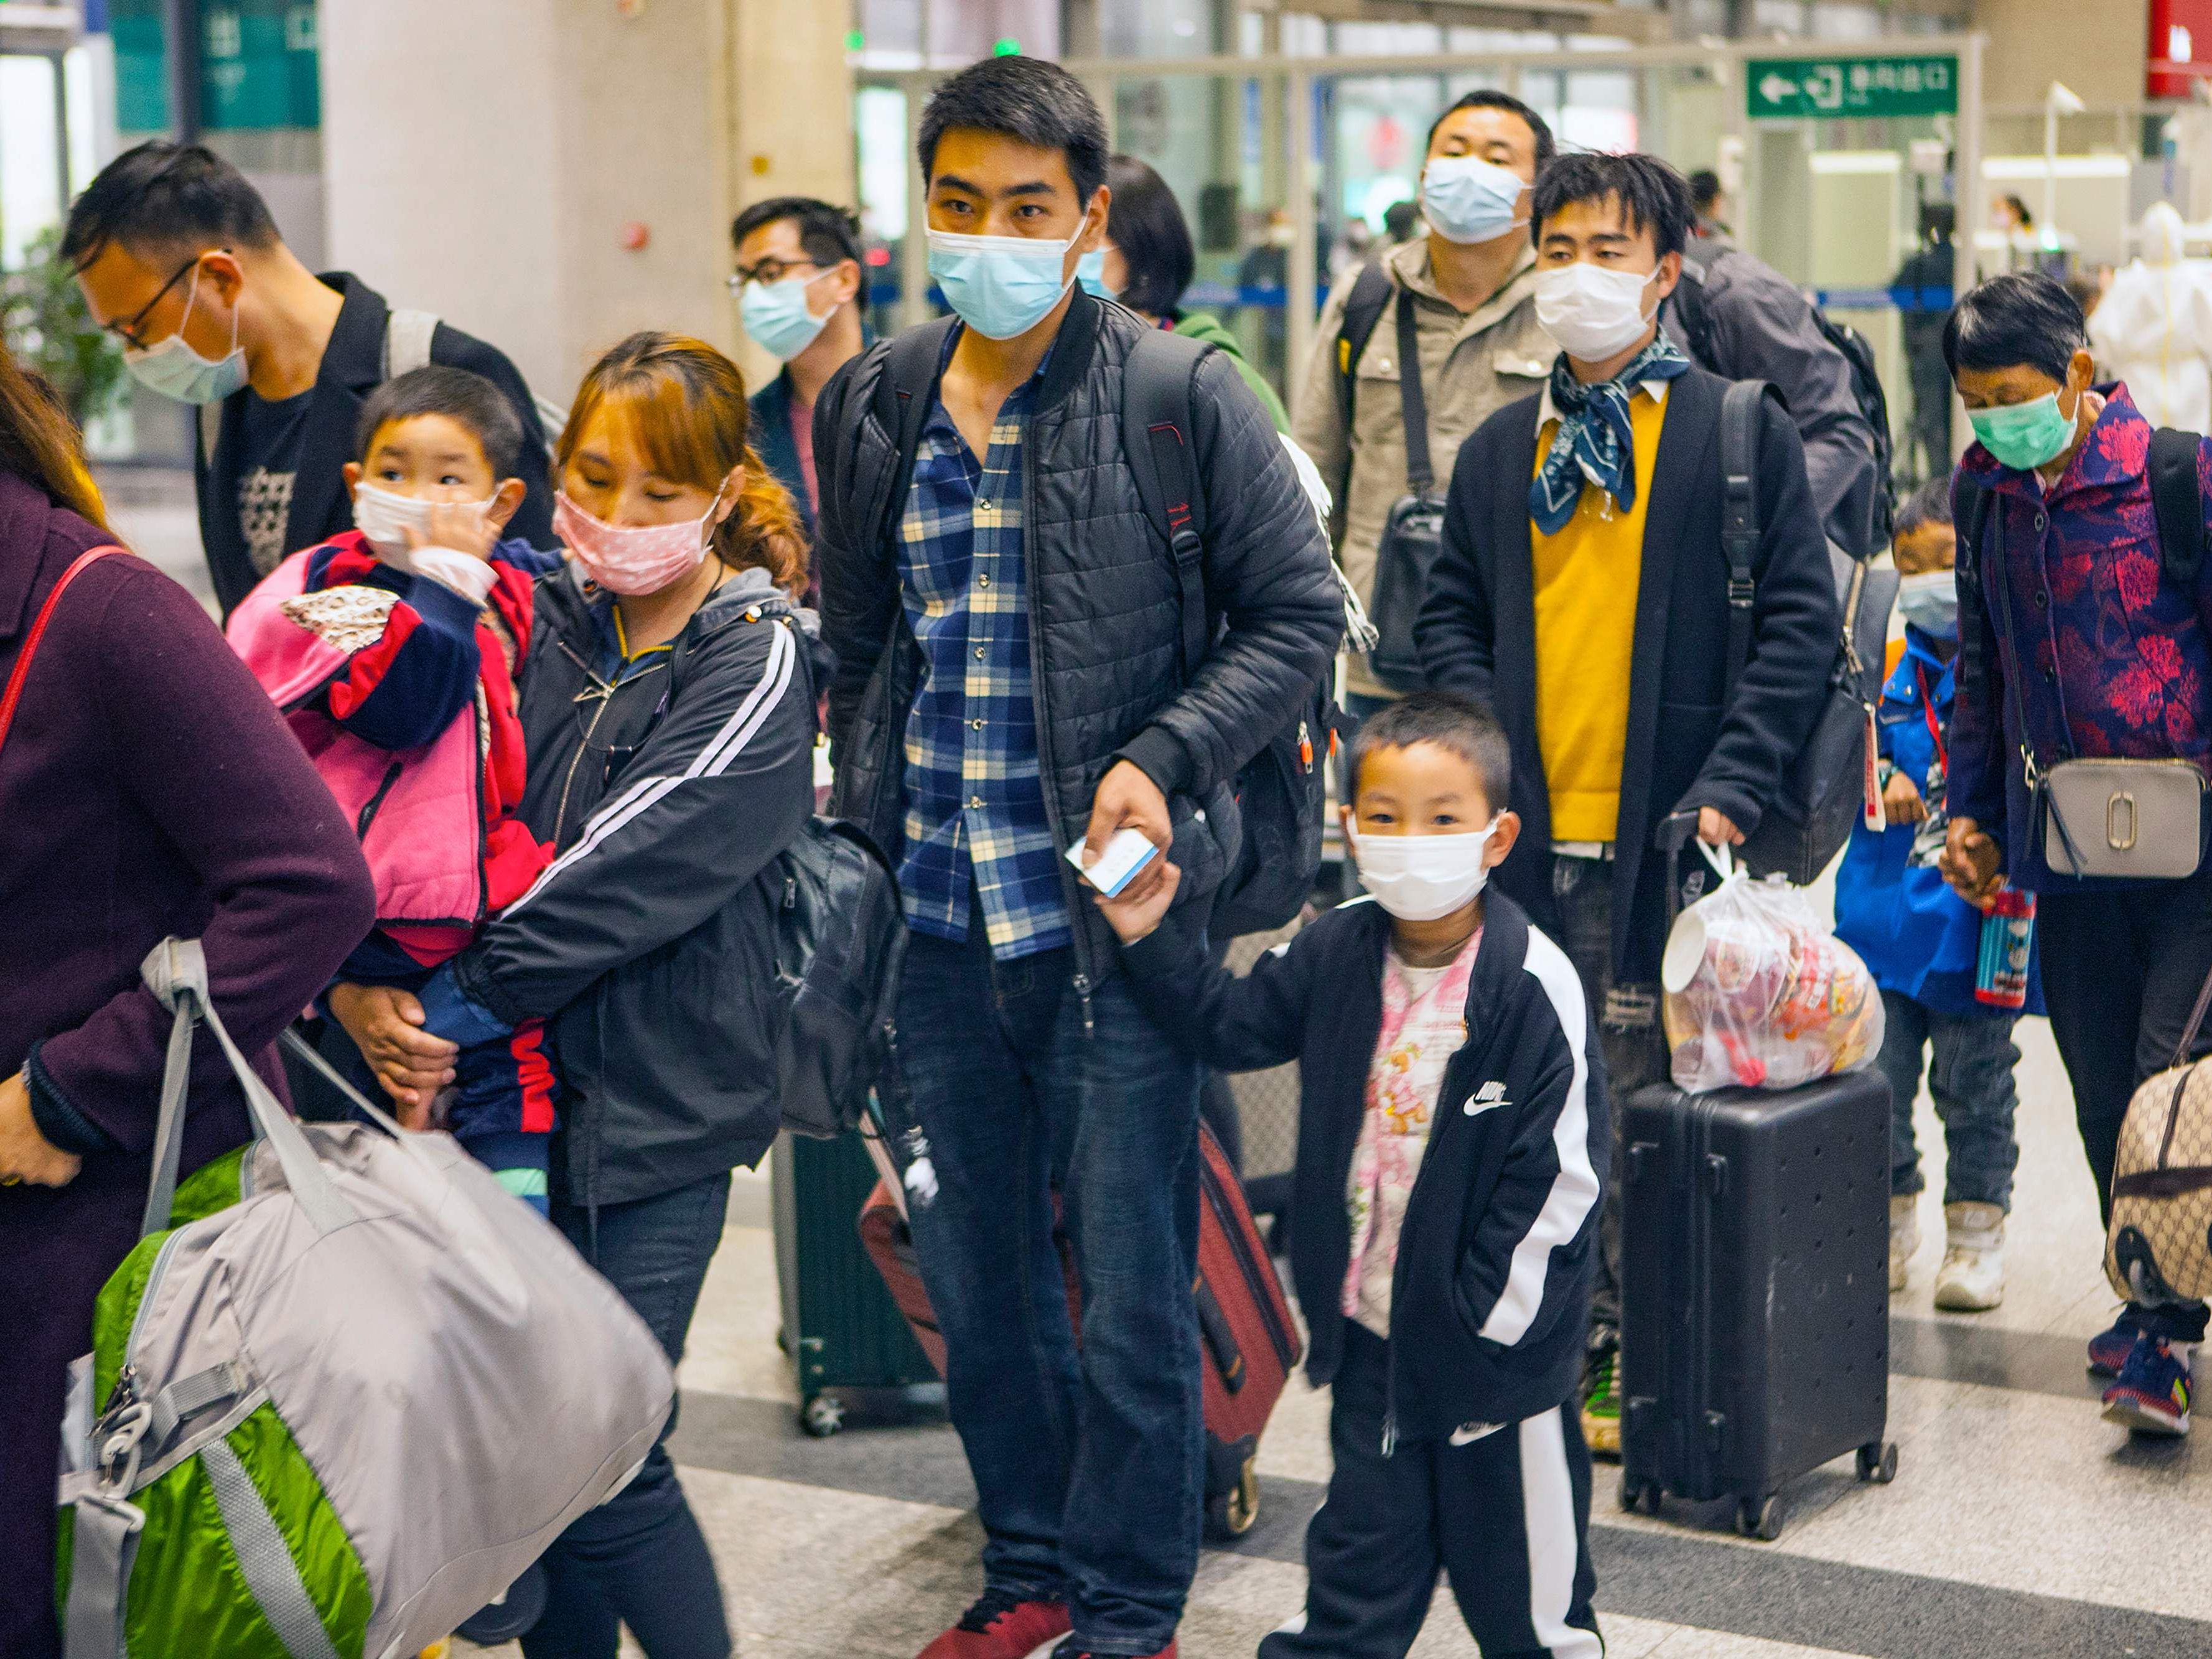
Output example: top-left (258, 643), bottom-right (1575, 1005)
top-left (451, 564), bottom-right (817, 1207)
top-left (1121, 890), bottom-right (1607, 1442)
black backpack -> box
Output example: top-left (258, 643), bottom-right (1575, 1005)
top-left (665, 609), bottom-right (908, 1142)
top-left (1122, 329), bottom-right (1338, 938)
top-left (1670, 253), bottom-right (1897, 552)
top-left (1715, 380), bottom-right (1899, 885)
top-left (770, 816), bottom-right (909, 1139)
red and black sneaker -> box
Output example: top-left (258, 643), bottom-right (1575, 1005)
top-left (917, 1591), bottom-right (1071, 1659)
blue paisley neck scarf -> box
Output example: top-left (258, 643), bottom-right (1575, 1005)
top-left (1528, 332), bottom-right (1691, 535)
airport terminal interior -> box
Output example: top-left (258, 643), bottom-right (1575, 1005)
top-left (15, 0), bottom-right (2212, 1654)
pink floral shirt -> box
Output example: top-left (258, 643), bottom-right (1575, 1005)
top-left (1343, 929), bottom-right (1481, 1337)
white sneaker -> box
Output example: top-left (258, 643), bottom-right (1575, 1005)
top-left (1933, 1201), bottom-right (2006, 1311)
top-left (1889, 1194), bottom-right (1920, 1292)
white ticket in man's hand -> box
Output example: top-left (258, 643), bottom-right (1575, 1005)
top-left (1067, 828), bottom-right (1159, 897)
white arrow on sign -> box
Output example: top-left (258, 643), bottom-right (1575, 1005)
top-left (1759, 72), bottom-right (1797, 105)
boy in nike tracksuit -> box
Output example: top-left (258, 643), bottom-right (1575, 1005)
top-left (1097, 691), bottom-right (1606, 1659)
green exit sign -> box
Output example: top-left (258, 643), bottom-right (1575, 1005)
top-left (1747, 54), bottom-right (1958, 121)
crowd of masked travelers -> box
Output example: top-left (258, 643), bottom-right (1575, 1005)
top-left (7, 47), bottom-right (2209, 1659)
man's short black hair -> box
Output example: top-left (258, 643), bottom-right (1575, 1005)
top-left (1531, 151), bottom-right (1694, 259)
top-left (61, 140), bottom-right (279, 269)
top-left (1383, 200), bottom-right (1419, 242)
top-left (917, 55), bottom-right (1108, 205)
top-left (1920, 200), bottom-right (1956, 243)
top-left (354, 365), bottom-right (525, 481)
top-left (730, 195), bottom-right (863, 271)
top-left (1687, 169), bottom-right (1722, 213)
top-left (1941, 271), bottom-right (2086, 382)
top-left (1893, 476), bottom-right (1954, 540)
top-left (1424, 90), bottom-right (1557, 169)
top-left (1350, 690), bottom-right (1512, 810)
top-left (1103, 155), bottom-right (1195, 319)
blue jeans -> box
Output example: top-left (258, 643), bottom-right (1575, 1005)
top-left (1877, 989), bottom-right (2022, 1211)
top-left (524, 1173), bottom-right (734, 1659)
top-left (897, 923), bottom-right (1205, 1655)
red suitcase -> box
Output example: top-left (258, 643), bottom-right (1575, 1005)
top-left (856, 1120), bottom-right (1301, 1538)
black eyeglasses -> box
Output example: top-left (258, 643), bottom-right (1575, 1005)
top-left (105, 251), bottom-right (209, 350)
top-left (727, 256), bottom-right (822, 294)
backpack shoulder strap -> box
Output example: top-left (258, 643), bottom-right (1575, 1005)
top-left (2149, 427), bottom-right (2208, 589)
top-left (854, 319), bottom-right (960, 561)
top-left (383, 308), bottom-right (441, 380)
top-left (880, 319), bottom-right (956, 459)
top-left (1121, 328), bottom-right (1215, 682)
top-left (1333, 258), bottom-right (1394, 432)
top-left (1719, 378), bottom-right (1768, 700)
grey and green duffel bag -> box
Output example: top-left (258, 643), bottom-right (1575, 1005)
top-left (57, 938), bottom-right (674, 1658)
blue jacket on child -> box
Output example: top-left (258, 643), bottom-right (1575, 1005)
top-left (1836, 622), bottom-right (2043, 1017)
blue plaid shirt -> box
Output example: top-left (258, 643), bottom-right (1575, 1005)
top-left (894, 337), bottom-right (1071, 960)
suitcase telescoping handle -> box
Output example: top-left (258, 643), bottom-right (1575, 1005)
top-left (1654, 810), bottom-right (1702, 930)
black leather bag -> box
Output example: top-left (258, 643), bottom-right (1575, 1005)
top-left (1364, 290), bottom-right (1447, 691)
top-left (770, 817), bottom-right (908, 1139)
top-left (1717, 381), bottom-right (1898, 884)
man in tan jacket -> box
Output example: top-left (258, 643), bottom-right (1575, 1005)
top-left (1292, 90), bottom-right (1557, 714)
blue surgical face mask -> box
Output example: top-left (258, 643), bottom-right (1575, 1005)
top-left (123, 261), bottom-right (246, 405)
top-left (1076, 247), bottom-right (1116, 299)
top-left (1897, 570), bottom-right (1959, 640)
top-left (926, 228), bottom-right (1075, 340)
top-left (740, 272), bottom-right (833, 363)
top-left (1421, 154), bottom-right (1528, 246)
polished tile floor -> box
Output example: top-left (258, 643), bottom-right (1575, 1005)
top-left (462, 1016), bottom-right (2208, 1659)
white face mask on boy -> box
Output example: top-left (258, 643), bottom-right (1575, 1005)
top-left (1350, 818), bottom-right (1502, 922)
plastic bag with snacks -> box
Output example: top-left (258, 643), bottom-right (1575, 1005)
top-left (1661, 843), bottom-right (1884, 1092)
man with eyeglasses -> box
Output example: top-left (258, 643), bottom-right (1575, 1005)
top-left (65, 141), bottom-right (553, 615)
top-left (730, 196), bottom-right (869, 582)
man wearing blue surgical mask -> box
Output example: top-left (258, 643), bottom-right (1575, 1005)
top-left (64, 141), bottom-right (553, 616)
top-left (813, 54), bottom-right (1342, 1659)
top-left (730, 196), bottom-right (868, 569)
top-left (1292, 91), bottom-right (1557, 718)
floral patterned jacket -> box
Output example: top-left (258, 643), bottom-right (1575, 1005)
top-left (1949, 384), bottom-right (2212, 890)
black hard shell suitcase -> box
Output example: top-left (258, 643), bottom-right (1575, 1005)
top-left (1616, 813), bottom-right (1898, 1540)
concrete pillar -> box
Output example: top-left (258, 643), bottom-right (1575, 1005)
top-left (319, 0), bottom-right (849, 415)
top-left (726, 0), bottom-right (856, 390)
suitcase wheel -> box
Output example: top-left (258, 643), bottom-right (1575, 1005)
top-left (1734, 1494), bottom-right (1783, 1541)
top-left (1855, 1440), bottom-right (1899, 1484)
top-left (1617, 1475), bottom-right (1663, 1516)
top-left (802, 1393), bottom-right (846, 1438)
top-left (1205, 1453), bottom-right (1261, 1540)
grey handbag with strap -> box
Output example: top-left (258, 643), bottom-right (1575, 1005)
top-left (1977, 483), bottom-right (2208, 879)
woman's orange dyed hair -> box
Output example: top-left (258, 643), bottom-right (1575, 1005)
top-left (0, 346), bottom-right (107, 530)
top-left (555, 332), bottom-right (806, 593)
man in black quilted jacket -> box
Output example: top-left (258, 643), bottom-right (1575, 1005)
top-left (812, 55), bottom-right (1340, 1659)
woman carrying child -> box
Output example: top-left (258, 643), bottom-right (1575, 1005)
top-left (331, 334), bottom-right (818, 1659)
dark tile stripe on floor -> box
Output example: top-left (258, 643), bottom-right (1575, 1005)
top-left (1887, 1314), bottom-right (2106, 1401)
top-left (670, 1390), bottom-right (2212, 1659)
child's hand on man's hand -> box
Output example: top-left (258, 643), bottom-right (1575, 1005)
top-left (1094, 859), bottom-right (1181, 945)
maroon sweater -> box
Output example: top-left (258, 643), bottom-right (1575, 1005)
top-left (0, 469), bottom-right (375, 1656)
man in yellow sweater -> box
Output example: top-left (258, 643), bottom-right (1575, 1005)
top-left (1415, 152), bottom-right (1838, 1457)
